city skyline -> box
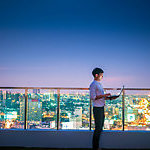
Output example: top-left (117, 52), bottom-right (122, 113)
top-left (0, 89), bottom-right (150, 130)
top-left (0, 0), bottom-right (150, 88)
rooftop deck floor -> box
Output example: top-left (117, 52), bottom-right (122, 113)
top-left (0, 147), bottom-right (148, 150)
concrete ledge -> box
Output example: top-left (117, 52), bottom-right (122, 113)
top-left (0, 129), bottom-right (150, 149)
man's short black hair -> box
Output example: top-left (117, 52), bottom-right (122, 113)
top-left (92, 67), bottom-right (104, 77)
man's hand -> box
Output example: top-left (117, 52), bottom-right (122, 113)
top-left (108, 96), bottom-right (118, 100)
top-left (105, 93), bottom-right (111, 97)
top-left (104, 93), bottom-right (111, 99)
top-left (95, 93), bottom-right (111, 100)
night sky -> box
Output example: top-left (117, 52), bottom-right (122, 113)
top-left (0, 0), bottom-right (150, 88)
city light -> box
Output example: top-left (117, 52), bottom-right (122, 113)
top-left (0, 89), bottom-right (150, 130)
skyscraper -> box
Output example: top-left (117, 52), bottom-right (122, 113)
top-left (33, 89), bottom-right (40, 94)
top-left (28, 99), bottom-right (42, 122)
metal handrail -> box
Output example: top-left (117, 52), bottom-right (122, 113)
top-left (0, 87), bottom-right (150, 90)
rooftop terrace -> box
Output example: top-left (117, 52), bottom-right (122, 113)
top-left (0, 87), bottom-right (150, 149)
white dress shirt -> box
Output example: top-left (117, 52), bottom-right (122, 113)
top-left (89, 80), bottom-right (105, 107)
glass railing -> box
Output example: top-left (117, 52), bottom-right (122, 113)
top-left (0, 87), bottom-right (150, 131)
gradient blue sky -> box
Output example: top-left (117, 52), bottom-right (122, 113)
top-left (0, 0), bottom-right (150, 88)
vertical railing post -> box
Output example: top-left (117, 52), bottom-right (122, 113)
top-left (57, 89), bottom-right (60, 130)
top-left (90, 97), bottom-right (92, 130)
top-left (24, 88), bottom-right (28, 129)
top-left (122, 86), bottom-right (125, 131)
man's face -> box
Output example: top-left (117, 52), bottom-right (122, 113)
top-left (95, 73), bottom-right (103, 81)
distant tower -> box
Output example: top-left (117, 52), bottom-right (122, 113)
top-left (28, 99), bottom-right (42, 122)
top-left (0, 90), bottom-right (3, 100)
top-left (3, 90), bottom-right (6, 100)
top-left (74, 107), bottom-right (82, 129)
top-left (33, 89), bottom-right (40, 94)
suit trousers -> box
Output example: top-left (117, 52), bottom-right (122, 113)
top-left (92, 106), bottom-right (105, 150)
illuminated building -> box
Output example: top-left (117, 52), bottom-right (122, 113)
top-left (28, 99), bottom-right (42, 122)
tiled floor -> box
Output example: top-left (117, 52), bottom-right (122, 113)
top-left (0, 148), bottom-right (148, 150)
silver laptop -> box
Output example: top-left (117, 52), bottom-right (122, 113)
top-left (107, 86), bottom-right (124, 99)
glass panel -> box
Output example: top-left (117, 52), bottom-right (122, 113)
top-left (0, 89), bottom-right (25, 129)
top-left (124, 90), bottom-right (150, 130)
top-left (59, 90), bottom-right (90, 130)
top-left (27, 89), bottom-right (57, 129)
top-left (91, 89), bottom-right (123, 130)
